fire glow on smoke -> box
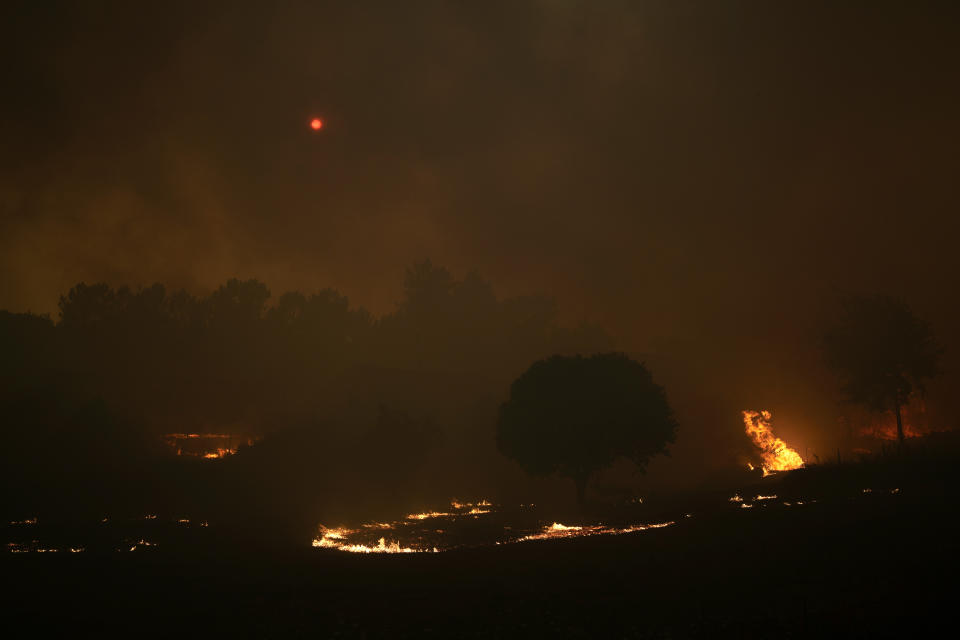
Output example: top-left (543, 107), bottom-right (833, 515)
top-left (743, 410), bottom-right (804, 476)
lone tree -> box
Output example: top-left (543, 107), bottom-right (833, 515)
top-left (823, 295), bottom-right (942, 447)
top-left (496, 353), bottom-right (677, 504)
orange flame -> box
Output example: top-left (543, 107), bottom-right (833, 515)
top-left (859, 418), bottom-right (925, 441)
top-left (743, 410), bottom-right (804, 476)
top-left (202, 448), bottom-right (236, 459)
top-left (163, 433), bottom-right (247, 459)
top-left (855, 397), bottom-right (946, 441)
top-left (311, 500), bottom-right (671, 553)
top-left (518, 521), bottom-right (674, 542)
top-left (312, 526), bottom-right (436, 554)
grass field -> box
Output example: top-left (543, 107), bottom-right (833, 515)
top-left (5, 456), bottom-right (959, 638)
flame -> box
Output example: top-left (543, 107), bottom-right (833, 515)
top-left (311, 499), bottom-right (672, 553)
top-left (743, 410), bottom-right (804, 476)
top-left (405, 510), bottom-right (452, 521)
top-left (203, 448), bottom-right (236, 459)
top-left (518, 521), bottom-right (674, 542)
top-left (859, 419), bottom-right (925, 441)
top-left (312, 526), bottom-right (436, 554)
top-left (406, 499), bottom-right (494, 521)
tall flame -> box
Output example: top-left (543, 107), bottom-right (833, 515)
top-left (743, 410), bottom-right (804, 476)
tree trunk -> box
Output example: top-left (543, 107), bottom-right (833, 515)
top-left (895, 401), bottom-right (904, 449)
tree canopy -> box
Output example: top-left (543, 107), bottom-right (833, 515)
top-left (496, 353), bottom-right (677, 503)
top-left (822, 295), bottom-right (942, 444)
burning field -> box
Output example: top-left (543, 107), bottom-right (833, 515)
top-left (0, 410), bottom-right (828, 555)
top-left (5, 473), bottom-right (900, 556)
top-left (4, 466), bottom-right (944, 639)
top-left (4, 410), bottom-right (940, 558)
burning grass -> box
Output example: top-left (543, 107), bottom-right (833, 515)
top-left (312, 499), bottom-right (676, 553)
top-left (516, 521), bottom-right (675, 542)
top-left (312, 526), bottom-right (437, 554)
top-left (3, 470), bottom-right (910, 555)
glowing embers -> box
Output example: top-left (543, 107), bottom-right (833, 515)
top-left (450, 499), bottom-right (492, 510)
top-left (743, 410), bottom-right (804, 476)
top-left (126, 539), bottom-right (158, 552)
top-left (163, 433), bottom-right (255, 459)
top-left (405, 499), bottom-right (494, 521)
top-left (3, 514), bottom-right (212, 553)
top-left (732, 493), bottom-right (790, 509)
top-left (517, 521), bottom-right (675, 542)
top-left (5, 540), bottom-right (84, 553)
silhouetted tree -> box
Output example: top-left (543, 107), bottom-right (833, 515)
top-left (203, 278), bottom-right (270, 330)
top-left (58, 282), bottom-right (119, 329)
top-left (823, 295), bottom-right (942, 446)
top-left (400, 259), bottom-right (456, 316)
top-left (496, 353), bottom-right (677, 504)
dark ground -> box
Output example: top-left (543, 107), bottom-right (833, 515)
top-left (4, 465), bottom-right (959, 639)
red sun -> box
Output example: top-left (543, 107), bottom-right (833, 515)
top-left (310, 118), bottom-right (323, 130)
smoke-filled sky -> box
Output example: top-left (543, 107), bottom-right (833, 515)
top-left (3, 1), bottom-right (960, 458)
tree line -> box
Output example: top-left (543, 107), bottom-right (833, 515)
top-left (0, 260), bottom-right (614, 529)
top-left (2, 260), bottom-right (613, 434)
